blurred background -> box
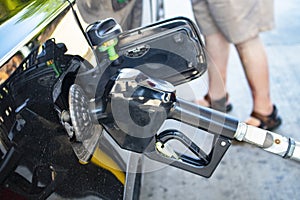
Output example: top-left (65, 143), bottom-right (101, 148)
top-left (140, 0), bottom-right (300, 199)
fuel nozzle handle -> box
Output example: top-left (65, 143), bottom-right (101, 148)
top-left (145, 97), bottom-right (238, 178)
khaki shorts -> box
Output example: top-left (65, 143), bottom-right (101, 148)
top-left (192, 0), bottom-right (275, 44)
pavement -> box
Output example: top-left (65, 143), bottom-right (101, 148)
top-left (140, 1), bottom-right (300, 200)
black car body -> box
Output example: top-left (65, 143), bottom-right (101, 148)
top-left (0, 0), bottom-right (144, 199)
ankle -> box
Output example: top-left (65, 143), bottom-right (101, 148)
top-left (207, 92), bottom-right (227, 101)
top-left (253, 103), bottom-right (273, 116)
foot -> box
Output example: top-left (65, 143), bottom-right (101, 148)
top-left (246, 105), bottom-right (282, 131)
top-left (245, 116), bottom-right (261, 127)
top-left (195, 93), bottom-right (233, 112)
top-left (194, 99), bottom-right (210, 107)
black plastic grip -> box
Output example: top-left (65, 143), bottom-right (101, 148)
top-left (169, 98), bottom-right (238, 139)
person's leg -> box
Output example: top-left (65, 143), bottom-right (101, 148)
top-left (193, 0), bottom-right (238, 112)
top-left (206, 32), bottom-right (230, 100)
top-left (235, 36), bottom-right (274, 126)
top-left (195, 32), bottom-right (231, 112)
top-left (195, 32), bottom-right (231, 111)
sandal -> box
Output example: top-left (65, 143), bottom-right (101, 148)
top-left (199, 93), bottom-right (233, 112)
top-left (249, 105), bottom-right (282, 131)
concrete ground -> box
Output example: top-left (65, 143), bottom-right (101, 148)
top-left (140, 1), bottom-right (300, 200)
